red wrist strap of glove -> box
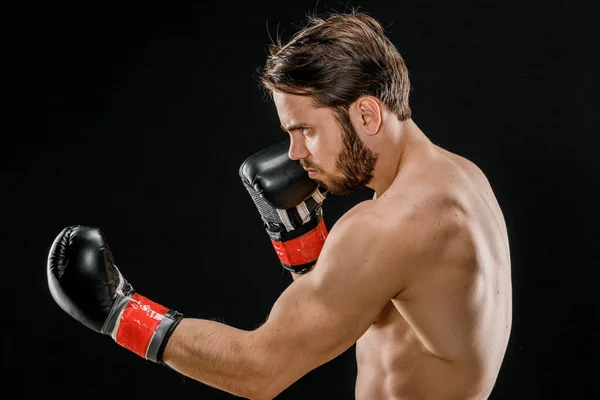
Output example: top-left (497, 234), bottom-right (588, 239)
top-left (114, 293), bottom-right (170, 359)
top-left (270, 218), bottom-right (328, 267)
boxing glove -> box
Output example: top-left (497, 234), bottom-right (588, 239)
top-left (239, 140), bottom-right (328, 274)
top-left (47, 225), bottom-right (183, 363)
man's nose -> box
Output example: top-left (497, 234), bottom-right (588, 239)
top-left (288, 136), bottom-right (309, 160)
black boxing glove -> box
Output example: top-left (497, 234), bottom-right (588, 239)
top-left (239, 140), bottom-right (328, 274)
top-left (47, 225), bottom-right (183, 363)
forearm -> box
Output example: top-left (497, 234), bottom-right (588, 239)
top-left (162, 318), bottom-right (268, 399)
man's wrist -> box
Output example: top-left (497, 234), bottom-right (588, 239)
top-left (283, 262), bottom-right (315, 275)
top-left (270, 218), bottom-right (328, 268)
top-left (290, 263), bottom-right (315, 280)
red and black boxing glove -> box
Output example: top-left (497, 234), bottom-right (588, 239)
top-left (47, 225), bottom-right (182, 363)
top-left (239, 140), bottom-right (328, 274)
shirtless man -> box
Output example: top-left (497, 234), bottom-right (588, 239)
top-left (46, 11), bottom-right (512, 400)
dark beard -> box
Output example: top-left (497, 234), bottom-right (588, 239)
top-left (322, 109), bottom-right (378, 195)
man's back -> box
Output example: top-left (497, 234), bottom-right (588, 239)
top-left (355, 141), bottom-right (512, 400)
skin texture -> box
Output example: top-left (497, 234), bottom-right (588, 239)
top-left (292, 105), bottom-right (379, 196)
top-left (162, 92), bottom-right (512, 400)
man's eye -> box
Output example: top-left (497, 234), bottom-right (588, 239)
top-left (300, 127), bottom-right (310, 135)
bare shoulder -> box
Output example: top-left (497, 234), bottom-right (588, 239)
top-left (311, 199), bottom-right (414, 296)
top-left (315, 145), bottom-right (504, 289)
top-left (324, 199), bottom-right (410, 248)
top-left (377, 184), bottom-right (468, 251)
top-left (315, 192), bottom-right (462, 294)
top-left (433, 146), bottom-right (500, 210)
top-left (320, 199), bottom-right (393, 256)
top-left (369, 164), bottom-right (488, 279)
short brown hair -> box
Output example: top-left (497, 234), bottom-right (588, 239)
top-left (259, 11), bottom-right (412, 121)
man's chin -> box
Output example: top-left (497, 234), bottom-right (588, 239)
top-left (314, 179), bottom-right (328, 190)
top-left (312, 177), bottom-right (331, 192)
top-left (313, 174), bottom-right (356, 195)
top-left (325, 179), bottom-right (367, 196)
top-left (320, 182), bottom-right (348, 196)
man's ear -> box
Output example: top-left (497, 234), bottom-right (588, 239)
top-left (353, 96), bottom-right (382, 136)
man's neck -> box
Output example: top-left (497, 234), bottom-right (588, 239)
top-left (368, 119), bottom-right (431, 198)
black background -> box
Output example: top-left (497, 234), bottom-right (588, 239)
top-left (4, 0), bottom-right (599, 398)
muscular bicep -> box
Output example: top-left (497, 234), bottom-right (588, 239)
top-left (251, 206), bottom-right (408, 395)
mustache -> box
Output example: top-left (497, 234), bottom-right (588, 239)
top-left (300, 160), bottom-right (320, 171)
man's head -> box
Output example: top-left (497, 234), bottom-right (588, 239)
top-left (259, 11), bottom-right (411, 195)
